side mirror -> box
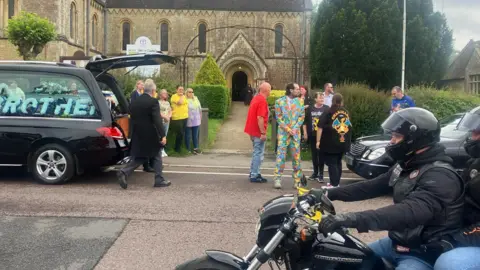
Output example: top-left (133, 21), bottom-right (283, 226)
top-left (320, 193), bottom-right (336, 215)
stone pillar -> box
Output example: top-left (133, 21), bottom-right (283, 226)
top-left (199, 108), bottom-right (209, 147)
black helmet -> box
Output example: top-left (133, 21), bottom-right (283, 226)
top-left (460, 106), bottom-right (480, 158)
top-left (457, 107), bottom-right (480, 133)
top-left (381, 107), bottom-right (440, 162)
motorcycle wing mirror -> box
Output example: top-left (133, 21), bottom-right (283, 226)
top-left (320, 194), bottom-right (336, 215)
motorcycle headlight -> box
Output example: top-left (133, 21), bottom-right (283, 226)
top-left (366, 147), bottom-right (386, 160)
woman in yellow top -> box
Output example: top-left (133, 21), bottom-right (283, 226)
top-left (170, 86), bottom-right (189, 152)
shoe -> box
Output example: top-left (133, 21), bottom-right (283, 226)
top-left (154, 180), bottom-right (171, 187)
top-left (308, 173), bottom-right (319, 181)
top-left (274, 179), bottom-right (282, 189)
top-left (193, 148), bottom-right (202, 155)
top-left (143, 167), bottom-right (155, 173)
top-left (317, 174), bottom-right (325, 183)
top-left (322, 183), bottom-right (340, 189)
top-left (250, 175), bottom-right (267, 183)
top-left (117, 171), bottom-right (128, 189)
top-left (161, 150), bottom-right (168, 157)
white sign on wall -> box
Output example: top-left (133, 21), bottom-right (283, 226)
top-left (126, 36), bottom-right (161, 77)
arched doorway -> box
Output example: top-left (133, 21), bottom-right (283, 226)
top-left (232, 71), bottom-right (248, 102)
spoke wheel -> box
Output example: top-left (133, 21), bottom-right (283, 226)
top-left (30, 143), bottom-right (75, 185)
top-left (36, 150), bottom-right (67, 181)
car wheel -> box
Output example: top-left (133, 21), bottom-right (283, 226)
top-left (30, 144), bottom-right (75, 185)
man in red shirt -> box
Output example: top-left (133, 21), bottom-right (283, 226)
top-left (244, 82), bottom-right (271, 183)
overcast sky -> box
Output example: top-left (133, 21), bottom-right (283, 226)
top-left (311, 0), bottom-right (479, 51)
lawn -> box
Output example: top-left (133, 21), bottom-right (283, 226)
top-left (165, 118), bottom-right (223, 157)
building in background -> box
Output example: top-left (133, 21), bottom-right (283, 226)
top-left (0, 0), bottom-right (312, 97)
top-left (440, 40), bottom-right (480, 94)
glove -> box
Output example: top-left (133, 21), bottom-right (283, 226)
top-left (308, 188), bottom-right (328, 203)
top-left (318, 213), bottom-right (358, 234)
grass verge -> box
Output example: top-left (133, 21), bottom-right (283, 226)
top-left (266, 122), bottom-right (312, 161)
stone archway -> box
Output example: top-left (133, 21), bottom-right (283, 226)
top-left (224, 61), bottom-right (256, 102)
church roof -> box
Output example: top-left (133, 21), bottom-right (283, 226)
top-left (443, 40), bottom-right (480, 80)
top-left (105, 0), bottom-right (313, 12)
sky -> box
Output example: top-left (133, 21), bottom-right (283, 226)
top-left (310, 0), bottom-right (479, 51)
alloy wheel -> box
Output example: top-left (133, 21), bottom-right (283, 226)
top-left (36, 150), bottom-right (67, 181)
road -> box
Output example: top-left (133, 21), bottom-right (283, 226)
top-left (0, 165), bottom-right (391, 270)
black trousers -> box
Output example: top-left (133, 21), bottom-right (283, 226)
top-left (309, 135), bottom-right (325, 176)
top-left (323, 152), bottom-right (343, 187)
top-left (120, 150), bottom-right (165, 184)
top-left (170, 118), bottom-right (187, 152)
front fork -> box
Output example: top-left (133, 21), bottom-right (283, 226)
top-left (246, 219), bottom-right (295, 270)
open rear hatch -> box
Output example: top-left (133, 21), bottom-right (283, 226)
top-left (85, 53), bottom-right (179, 138)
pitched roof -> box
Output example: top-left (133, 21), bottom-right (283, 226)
top-left (443, 40), bottom-right (480, 80)
top-left (105, 0), bottom-right (313, 12)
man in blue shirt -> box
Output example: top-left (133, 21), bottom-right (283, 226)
top-left (391, 86), bottom-right (415, 114)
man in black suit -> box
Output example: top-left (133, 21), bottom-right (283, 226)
top-left (117, 80), bottom-right (170, 189)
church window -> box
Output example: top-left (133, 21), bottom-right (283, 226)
top-left (160, 22), bottom-right (169, 52)
top-left (198, 23), bottom-right (207, 54)
top-left (274, 24), bottom-right (283, 54)
top-left (92, 15), bottom-right (98, 48)
top-left (122, 21), bottom-right (131, 51)
top-left (70, 2), bottom-right (77, 39)
top-left (8, 0), bottom-right (15, 19)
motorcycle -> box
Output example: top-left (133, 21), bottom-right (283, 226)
top-left (175, 186), bottom-right (395, 270)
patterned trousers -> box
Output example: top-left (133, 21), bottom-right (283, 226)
top-left (274, 133), bottom-right (302, 182)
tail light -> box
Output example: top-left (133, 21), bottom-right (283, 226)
top-left (96, 127), bottom-right (123, 140)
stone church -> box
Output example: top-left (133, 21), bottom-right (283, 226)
top-left (0, 0), bottom-right (312, 96)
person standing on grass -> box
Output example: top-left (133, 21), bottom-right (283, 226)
top-left (170, 86), bottom-right (189, 153)
top-left (244, 82), bottom-right (271, 183)
top-left (185, 88), bottom-right (202, 155)
top-left (316, 93), bottom-right (352, 188)
top-left (303, 92), bottom-right (329, 183)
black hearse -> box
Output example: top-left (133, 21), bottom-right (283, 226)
top-left (0, 53), bottom-right (178, 184)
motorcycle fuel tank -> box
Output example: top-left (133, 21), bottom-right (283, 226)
top-left (311, 231), bottom-right (373, 269)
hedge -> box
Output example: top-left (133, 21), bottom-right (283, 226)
top-left (111, 71), bottom-right (177, 98)
top-left (189, 84), bottom-right (229, 119)
top-left (268, 83), bottom-right (480, 140)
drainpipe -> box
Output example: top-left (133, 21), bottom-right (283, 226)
top-left (103, 1), bottom-right (107, 54)
top-left (299, 0), bottom-right (306, 86)
top-left (86, 0), bottom-right (90, 56)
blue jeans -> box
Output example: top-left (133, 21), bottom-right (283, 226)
top-left (163, 122), bottom-right (169, 136)
top-left (185, 125), bottom-right (199, 151)
top-left (434, 247), bottom-right (480, 270)
top-left (250, 136), bottom-right (266, 179)
top-left (363, 237), bottom-right (433, 270)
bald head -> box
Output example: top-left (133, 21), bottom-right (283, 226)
top-left (258, 82), bottom-right (272, 97)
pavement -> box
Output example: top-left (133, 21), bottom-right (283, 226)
top-left (212, 102), bottom-right (252, 152)
top-left (0, 160), bottom-right (389, 270)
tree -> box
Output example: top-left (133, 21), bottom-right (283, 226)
top-left (6, 12), bottom-right (57, 60)
top-left (194, 54), bottom-right (227, 86)
top-left (310, 0), bottom-right (453, 89)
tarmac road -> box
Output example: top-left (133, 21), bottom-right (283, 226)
top-left (0, 166), bottom-right (390, 270)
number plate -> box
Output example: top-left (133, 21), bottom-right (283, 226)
top-left (345, 155), bottom-right (354, 166)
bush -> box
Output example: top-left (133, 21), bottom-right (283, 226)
top-left (6, 11), bottom-right (57, 60)
top-left (189, 84), bottom-right (229, 119)
top-left (407, 86), bottom-right (480, 119)
top-left (193, 54), bottom-right (227, 86)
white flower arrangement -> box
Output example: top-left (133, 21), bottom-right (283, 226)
top-left (34, 82), bottom-right (69, 95)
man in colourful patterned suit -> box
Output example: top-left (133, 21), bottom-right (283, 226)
top-left (273, 83), bottom-right (305, 189)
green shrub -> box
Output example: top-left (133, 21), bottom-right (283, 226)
top-left (407, 86), bottom-right (480, 119)
top-left (193, 54), bottom-right (227, 86)
top-left (189, 84), bottom-right (229, 119)
top-left (335, 83), bottom-right (390, 139)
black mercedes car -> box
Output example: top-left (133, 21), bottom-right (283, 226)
top-left (345, 112), bottom-right (470, 179)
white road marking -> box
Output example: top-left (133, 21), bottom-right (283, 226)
top-left (115, 169), bottom-right (362, 180)
top-left (159, 164), bottom-right (350, 172)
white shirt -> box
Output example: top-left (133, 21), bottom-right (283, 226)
top-left (7, 87), bottom-right (26, 101)
top-left (324, 93), bottom-right (334, 107)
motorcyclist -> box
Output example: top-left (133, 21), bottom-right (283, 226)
top-left (433, 109), bottom-right (480, 270)
top-left (309, 107), bottom-right (465, 270)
